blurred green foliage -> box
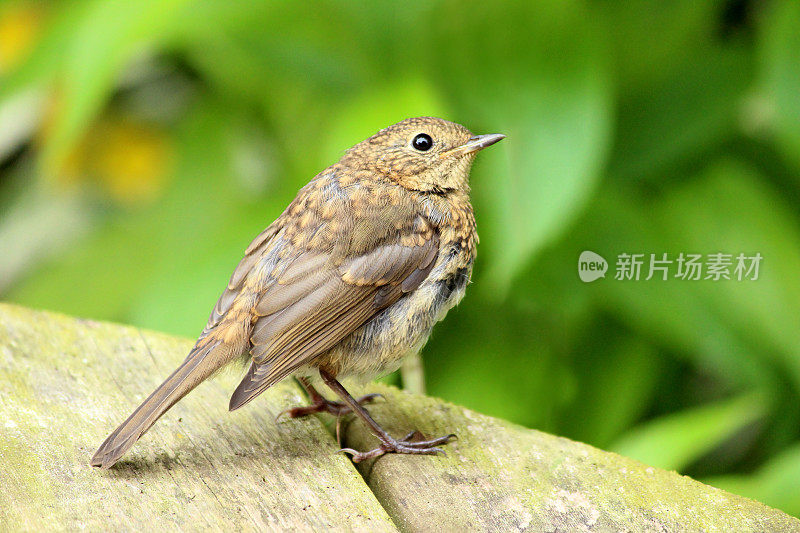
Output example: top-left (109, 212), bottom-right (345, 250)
top-left (1, 0), bottom-right (799, 516)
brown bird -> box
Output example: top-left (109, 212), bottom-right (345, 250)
top-left (91, 117), bottom-right (504, 468)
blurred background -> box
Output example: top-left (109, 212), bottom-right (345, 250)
top-left (1, 0), bottom-right (799, 516)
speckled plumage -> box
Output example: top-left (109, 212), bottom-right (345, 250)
top-left (92, 117), bottom-right (503, 468)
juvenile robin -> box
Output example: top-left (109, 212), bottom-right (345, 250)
top-left (91, 117), bottom-right (504, 468)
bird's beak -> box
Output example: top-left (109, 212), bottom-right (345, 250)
top-left (441, 133), bottom-right (506, 158)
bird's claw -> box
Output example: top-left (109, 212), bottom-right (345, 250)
top-left (337, 431), bottom-right (457, 463)
top-left (275, 393), bottom-right (384, 422)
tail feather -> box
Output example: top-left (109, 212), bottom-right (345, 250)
top-left (91, 339), bottom-right (227, 469)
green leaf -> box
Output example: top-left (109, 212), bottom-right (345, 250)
top-left (610, 393), bottom-right (767, 471)
top-left (576, 188), bottom-right (774, 390)
top-left (580, 160), bottom-right (800, 391)
top-left (758, 0), bottom-right (800, 171)
top-left (591, 0), bottom-right (724, 91)
top-left (705, 443), bottom-right (800, 517)
top-left (607, 46), bottom-right (753, 182)
top-left (658, 161), bottom-right (800, 387)
top-left (562, 338), bottom-right (663, 448)
top-left (424, 301), bottom-right (576, 430)
top-left (41, 0), bottom-right (193, 173)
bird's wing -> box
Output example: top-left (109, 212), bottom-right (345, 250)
top-left (228, 215), bottom-right (438, 410)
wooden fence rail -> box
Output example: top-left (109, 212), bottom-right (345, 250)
top-left (0, 303), bottom-right (797, 531)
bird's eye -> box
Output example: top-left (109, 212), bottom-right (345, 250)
top-left (412, 133), bottom-right (433, 152)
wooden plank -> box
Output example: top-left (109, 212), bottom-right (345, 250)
top-left (0, 303), bottom-right (396, 532)
top-left (2, 302), bottom-right (798, 531)
top-left (342, 383), bottom-right (800, 532)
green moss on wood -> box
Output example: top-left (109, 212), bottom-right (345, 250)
top-left (0, 303), bottom-right (395, 531)
top-left (0, 302), bottom-right (797, 532)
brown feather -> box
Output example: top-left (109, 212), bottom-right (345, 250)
top-left (228, 228), bottom-right (439, 411)
top-left (91, 338), bottom-right (230, 469)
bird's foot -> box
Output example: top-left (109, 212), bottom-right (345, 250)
top-left (277, 393), bottom-right (383, 421)
top-left (338, 430), bottom-right (457, 463)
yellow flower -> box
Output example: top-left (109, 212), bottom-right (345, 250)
top-left (0, 2), bottom-right (44, 75)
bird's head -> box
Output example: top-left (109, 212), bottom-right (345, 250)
top-left (343, 117), bottom-right (504, 194)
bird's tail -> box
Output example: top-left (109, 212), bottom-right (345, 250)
top-left (90, 338), bottom-right (230, 469)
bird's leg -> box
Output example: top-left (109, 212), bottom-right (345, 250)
top-left (276, 376), bottom-right (382, 420)
top-left (319, 369), bottom-right (456, 463)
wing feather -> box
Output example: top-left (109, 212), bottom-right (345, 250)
top-left (229, 228), bottom-right (438, 410)
top-left (253, 260), bottom-right (334, 318)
